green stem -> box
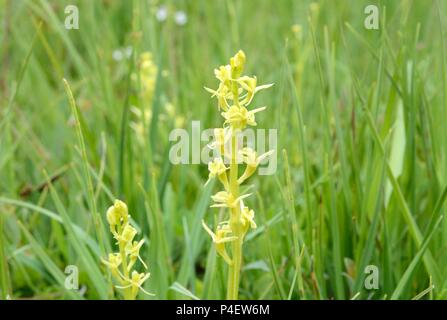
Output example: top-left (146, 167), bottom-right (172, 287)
top-left (227, 235), bottom-right (242, 299)
top-left (227, 133), bottom-right (243, 300)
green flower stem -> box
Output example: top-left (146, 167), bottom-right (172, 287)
top-left (227, 231), bottom-right (242, 299)
top-left (227, 133), bottom-right (243, 300)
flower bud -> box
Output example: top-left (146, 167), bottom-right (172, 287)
top-left (230, 50), bottom-right (246, 77)
top-left (113, 199), bottom-right (129, 222)
top-left (106, 206), bottom-right (120, 226)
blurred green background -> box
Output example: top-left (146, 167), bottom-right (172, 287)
top-left (1, 0), bottom-right (447, 300)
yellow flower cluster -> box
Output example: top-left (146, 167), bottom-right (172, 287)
top-left (202, 50), bottom-right (273, 299)
top-left (130, 52), bottom-right (158, 143)
top-left (205, 51), bottom-right (272, 129)
top-left (131, 52), bottom-right (185, 144)
top-left (102, 199), bottom-right (152, 299)
top-left (138, 52), bottom-right (158, 104)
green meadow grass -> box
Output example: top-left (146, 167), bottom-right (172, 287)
top-left (1, 0), bottom-right (447, 300)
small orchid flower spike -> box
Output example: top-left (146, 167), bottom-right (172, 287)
top-left (102, 199), bottom-right (151, 300)
top-left (201, 50), bottom-right (273, 300)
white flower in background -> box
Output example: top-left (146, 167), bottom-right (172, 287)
top-left (174, 11), bottom-right (187, 26)
top-left (112, 49), bottom-right (124, 61)
top-left (112, 47), bottom-right (133, 61)
top-left (156, 6), bottom-right (168, 22)
top-left (125, 46), bottom-right (133, 59)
